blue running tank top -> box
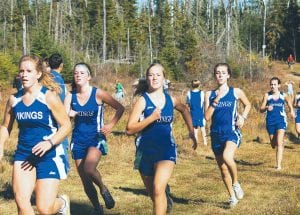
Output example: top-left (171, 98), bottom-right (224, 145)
top-left (186, 90), bottom-right (204, 121)
top-left (137, 92), bottom-right (174, 150)
top-left (51, 70), bottom-right (66, 102)
top-left (266, 92), bottom-right (287, 125)
top-left (12, 86), bottom-right (61, 159)
top-left (209, 87), bottom-right (238, 133)
top-left (71, 87), bottom-right (104, 145)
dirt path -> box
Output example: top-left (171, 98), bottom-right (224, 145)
top-left (272, 61), bottom-right (300, 85)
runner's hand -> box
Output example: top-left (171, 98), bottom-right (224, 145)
top-left (189, 132), bottom-right (198, 150)
top-left (32, 140), bottom-right (52, 157)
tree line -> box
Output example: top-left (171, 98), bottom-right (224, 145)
top-left (0, 0), bottom-right (299, 84)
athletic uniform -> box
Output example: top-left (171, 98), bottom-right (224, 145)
top-left (51, 70), bottom-right (66, 102)
top-left (13, 87), bottom-right (67, 179)
top-left (135, 92), bottom-right (176, 176)
top-left (265, 91), bottom-right (287, 134)
top-left (209, 87), bottom-right (242, 155)
top-left (70, 87), bottom-right (108, 160)
top-left (186, 90), bottom-right (205, 127)
top-left (51, 69), bottom-right (70, 172)
top-left (295, 93), bottom-right (300, 123)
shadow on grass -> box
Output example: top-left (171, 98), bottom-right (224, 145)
top-left (111, 131), bottom-right (126, 136)
top-left (170, 194), bottom-right (190, 205)
top-left (291, 71), bottom-right (300, 76)
top-left (70, 201), bottom-right (94, 215)
top-left (0, 182), bottom-right (14, 200)
top-left (284, 145), bottom-right (295, 149)
top-left (117, 186), bottom-right (231, 209)
top-left (235, 159), bottom-right (264, 166)
top-left (117, 186), bottom-right (148, 197)
top-left (206, 156), bottom-right (264, 167)
top-left (286, 132), bottom-right (300, 145)
top-left (269, 171), bottom-right (300, 179)
top-left (190, 198), bottom-right (230, 209)
top-left (251, 136), bottom-right (265, 144)
top-left (251, 136), bottom-right (270, 145)
top-left (205, 156), bottom-right (215, 160)
top-left (250, 134), bottom-right (299, 148)
top-left (117, 186), bottom-right (194, 205)
top-left (70, 201), bottom-right (121, 215)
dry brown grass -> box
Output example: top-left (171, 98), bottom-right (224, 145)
top-left (1, 62), bottom-right (300, 215)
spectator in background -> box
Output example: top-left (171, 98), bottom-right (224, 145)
top-left (115, 79), bottom-right (126, 102)
top-left (287, 54), bottom-right (295, 69)
top-left (48, 53), bottom-right (70, 172)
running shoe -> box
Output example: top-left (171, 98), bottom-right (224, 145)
top-left (58, 194), bottom-right (70, 215)
top-left (228, 196), bottom-right (238, 208)
top-left (101, 187), bottom-right (115, 209)
top-left (232, 183), bottom-right (244, 200)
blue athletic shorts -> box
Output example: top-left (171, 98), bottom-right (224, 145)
top-left (211, 130), bottom-right (242, 156)
top-left (266, 121), bottom-right (287, 135)
top-left (134, 144), bottom-right (177, 176)
top-left (14, 145), bottom-right (67, 180)
top-left (192, 118), bottom-right (205, 128)
top-left (71, 135), bottom-right (108, 160)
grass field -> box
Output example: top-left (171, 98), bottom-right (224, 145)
top-left (0, 62), bottom-right (300, 215)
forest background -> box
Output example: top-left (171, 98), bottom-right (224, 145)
top-left (0, 0), bottom-right (299, 84)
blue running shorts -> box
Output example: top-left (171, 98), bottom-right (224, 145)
top-left (211, 130), bottom-right (242, 156)
top-left (266, 121), bottom-right (287, 135)
top-left (134, 144), bottom-right (177, 176)
top-left (71, 135), bottom-right (108, 160)
top-left (192, 118), bottom-right (205, 128)
top-left (14, 147), bottom-right (67, 180)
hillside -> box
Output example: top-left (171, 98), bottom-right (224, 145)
top-left (0, 61), bottom-right (300, 215)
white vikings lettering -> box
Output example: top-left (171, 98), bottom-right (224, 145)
top-left (16, 111), bottom-right (43, 120)
top-left (269, 103), bottom-right (283, 107)
top-left (77, 111), bottom-right (95, 117)
top-left (216, 101), bottom-right (232, 107)
top-left (156, 116), bottom-right (173, 123)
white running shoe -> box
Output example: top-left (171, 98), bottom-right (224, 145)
top-left (58, 194), bottom-right (70, 215)
top-left (233, 183), bottom-right (244, 200)
top-left (228, 196), bottom-right (239, 208)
